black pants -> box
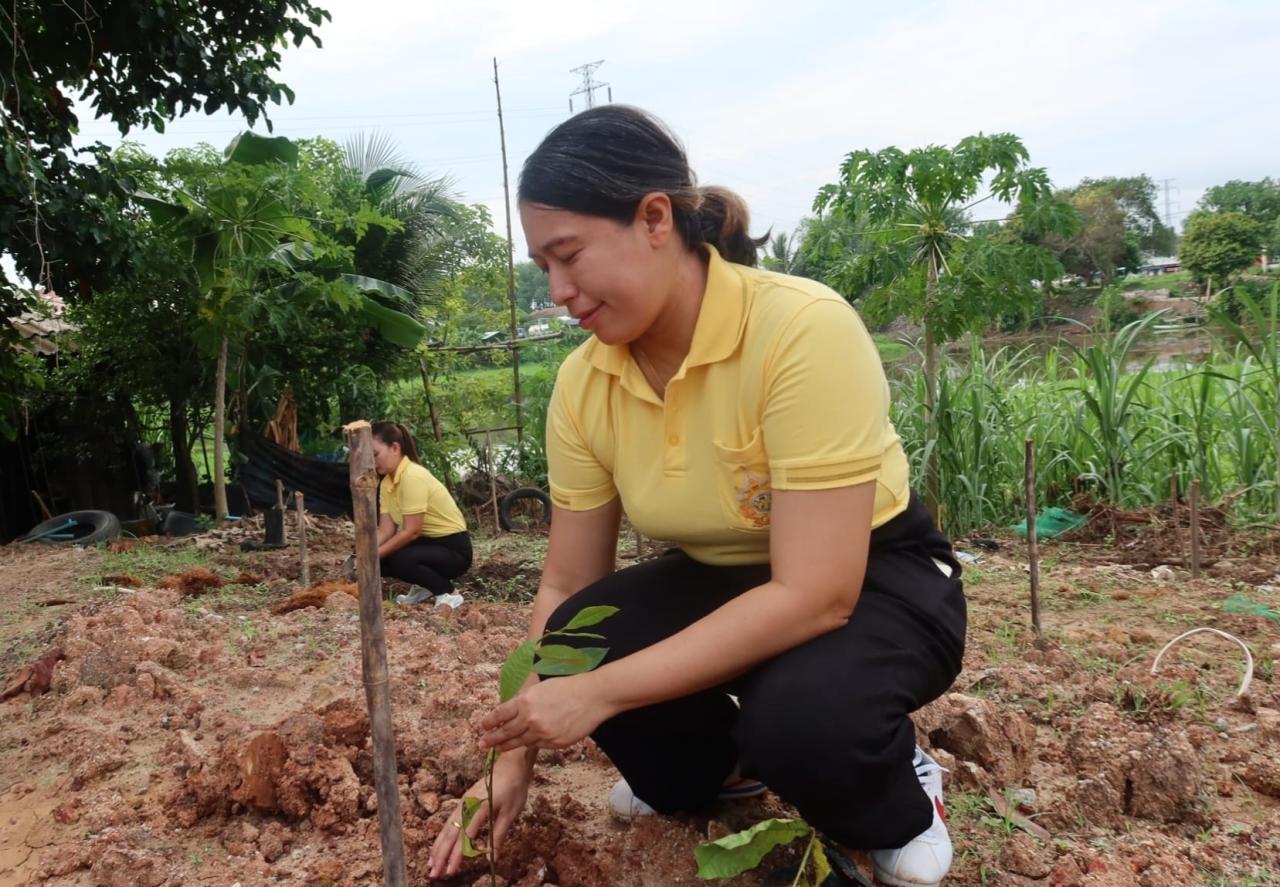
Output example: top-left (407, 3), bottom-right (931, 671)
top-left (543, 493), bottom-right (965, 850)
top-left (380, 532), bottom-right (472, 595)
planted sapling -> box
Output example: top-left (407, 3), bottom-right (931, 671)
top-left (459, 604), bottom-right (619, 885)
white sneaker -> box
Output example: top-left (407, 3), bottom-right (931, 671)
top-left (394, 585), bottom-right (434, 605)
top-left (870, 747), bottom-right (952, 887)
top-left (607, 773), bottom-right (767, 821)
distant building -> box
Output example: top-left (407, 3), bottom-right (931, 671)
top-left (1138, 256), bottom-right (1182, 276)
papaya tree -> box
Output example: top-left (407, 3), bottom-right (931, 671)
top-left (140, 132), bottom-right (425, 520)
top-left (815, 133), bottom-right (1077, 516)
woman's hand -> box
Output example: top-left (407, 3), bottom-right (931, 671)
top-left (428, 749), bottom-right (534, 880)
top-left (480, 672), bottom-right (615, 754)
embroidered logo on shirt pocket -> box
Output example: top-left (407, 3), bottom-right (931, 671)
top-left (712, 430), bottom-right (772, 530)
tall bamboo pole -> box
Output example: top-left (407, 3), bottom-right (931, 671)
top-left (344, 420), bottom-right (406, 886)
top-left (493, 57), bottom-right (523, 448)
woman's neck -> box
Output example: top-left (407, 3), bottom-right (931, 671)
top-left (632, 249), bottom-right (709, 381)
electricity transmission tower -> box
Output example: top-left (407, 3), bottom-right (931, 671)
top-left (569, 60), bottom-right (611, 113)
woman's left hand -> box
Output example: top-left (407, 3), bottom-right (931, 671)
top-left (479, 673), bottom-right (614, 753)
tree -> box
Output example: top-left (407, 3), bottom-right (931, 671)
top-left (1044, 187), bottom-right (1129, 285)
top-left (760, 232), bottom-right (800, 274)
top-left (514, 261), bottom-right (551, 313)
top-left (141, 133), bottom-right (426, 520)
top-left (341, 132), bottom-right (458, 296)
top-left (61, 232), bottom-right (213, 512)
top-left (815, 133), bottom-right (1076, 514)
top-left (1070, 176), bottom-right (1176, 256)
top-left (1179, 211), bottom-right (1265, 296)
top-left (1, 0), bottom-right (329, 439)
top-left (1200, 178), bottom-right (1280, 257)
top-left (788, 212), bottom-right (870, 295)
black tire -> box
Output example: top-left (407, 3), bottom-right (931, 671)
top-left (22, 510), bottom-right (122, 546)
top-left (499, 487), bottom-right (552, 531)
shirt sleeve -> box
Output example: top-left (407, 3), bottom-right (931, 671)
top-left (546, 368), bottom-right (618, 511)
top-left (762, 298), bottom-right (891, 490)
top-left (397, 468), bottom-right (431, 515)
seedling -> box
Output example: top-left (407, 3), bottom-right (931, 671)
top-left (460, 604), bottom-right (619, 885)
top-left (696, 818), bottom-right (835, 886)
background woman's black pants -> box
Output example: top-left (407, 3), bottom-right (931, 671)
top-left (380, 532), bottom-right (472, 595)
top-left (544, 493), bottom-right (966, 850)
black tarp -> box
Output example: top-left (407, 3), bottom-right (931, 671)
top-left (235, 432), bottom-right (352, 517)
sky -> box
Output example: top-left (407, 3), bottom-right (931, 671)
top-left (74, 0), bottom-right (1280, 258)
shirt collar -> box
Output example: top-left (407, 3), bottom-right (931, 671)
top-left (388, 455), bottom-right (411, 486)
top-left (583, 245), bottom-right (748, 389)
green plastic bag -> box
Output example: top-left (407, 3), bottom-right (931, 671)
top-left (1011, 507), bottom-right (1086, 540)
top-left (1222, 594), bottom-right (1280, 622)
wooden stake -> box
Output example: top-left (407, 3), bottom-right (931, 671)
top-left (486, 431), bottom-right (501, 533)
top-left (1169, 469), bottom-right (1183, 562)
top-left (1190, 479), bottom-right (1202, 579)
top-left (275, 478), bottom-right (285, 510)
top-left (343, 420), bottom-right (406, 887)
top-left (295, 491), bottom-right (309, 588)
top-left (1025, 439), bottom-right (1042, 636)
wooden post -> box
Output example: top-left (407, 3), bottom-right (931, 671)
top-left (486, 431), bottom-right (501, 533)
top-left (1169, 469), bottom-right (1183, 563)
top-left (343, 420), bottom-right (407, 887)
top-left (1190, 479), bottom-right (1202, 579)
top-left (633, 526), bottom-right (644, 559)
top-left (1025, 439), bottom-right (1042, 637)
top-left (295, 491), bottom-right (309, 588)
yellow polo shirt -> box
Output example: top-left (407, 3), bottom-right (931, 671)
top-left (546, 246), bottom-right (910, 566)
top-left (379, 457), bottom-right (467, 538)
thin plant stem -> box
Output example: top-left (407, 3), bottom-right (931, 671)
top-left (790, 830), bottom-right (817, 887)
top-left (486, 748), bottom-right (498, 885)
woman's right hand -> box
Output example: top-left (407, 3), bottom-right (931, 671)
top-left (428, 748), bottom-right (534, 880)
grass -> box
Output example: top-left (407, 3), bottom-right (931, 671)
top-left (1121, 270), bottom-right (1195, 292)
top-left (91, 545), bottom-right (207, 586)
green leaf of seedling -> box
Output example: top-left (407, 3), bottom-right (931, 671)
top-left (810, 838), bottom-right (832, 885)
top-left (549, 631), bottom-right (605, 640)
top-left (695, 818), bottom-right (812, 880)
top-left (460, 796), bottom-right (483, 858)
top-left (499, 639), bottom-right (537, 703)
top-left (532, 645), bottom-right (608, 677)
top-left (559, 605), bottom-right (619, 631)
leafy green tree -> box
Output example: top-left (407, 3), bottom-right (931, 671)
top-left (788, 212), bottom-right (870, 296)
top-left (141, 133), bottom-right (425, 520)
top-left (341, 132), bottom-right (458, 295)
top-left (61, 234), bottom-right (212, 511)
top-left (1179, 211), bottom-right (1265, 296)
top-left (1199, 178), bottom-right (1280, 257)
top-left (514, 261), bottom-right (551, 312)
top-left (1, 0), bottom-right (330, 439)
top-left (1044, 187), bottom-right (1129, 285)
top-left (1068, 176), bottom-right (1176, 256)
top-left (815, 133), bottom-right (1076, 513)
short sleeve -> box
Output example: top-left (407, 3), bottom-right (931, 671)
top-left (546, 369), bottom-right (618, 511)
top-left (397, 469), bottom-right (431, 515)
top-left (762, 299), bottom-right (890, 490)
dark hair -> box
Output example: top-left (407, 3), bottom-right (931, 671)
top-left (371, 421), bottom-right (420, 464)
top-left (519, 105), bottom-right (766, 267)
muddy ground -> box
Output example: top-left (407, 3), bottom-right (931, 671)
top-left (1, 511), bottom-right (1278, 887)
